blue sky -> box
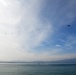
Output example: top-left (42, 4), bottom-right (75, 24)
top-left (0, 0), bottom-right (76, 61)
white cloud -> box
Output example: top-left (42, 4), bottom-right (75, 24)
top-left (16, 0), bottom-right (53, 50)
top-left (55, 44), bottom-right (62, 48)
top-left (0, 0), bottom-right (53, 61)
top-left (0, 0), bottom-right (76, 61)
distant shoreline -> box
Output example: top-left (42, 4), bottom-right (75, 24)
top-left (0, 62), bottom-right (76, 65)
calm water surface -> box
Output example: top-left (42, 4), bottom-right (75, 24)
top-left (0, 63), bottom-right (76, 75)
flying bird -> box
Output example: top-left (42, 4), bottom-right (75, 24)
top-left (67, 25), bottom-right (70, 27)
top-left (5, 33), bottom-right (7, 35)
top-left (12, 33), bottom-right (13, 34)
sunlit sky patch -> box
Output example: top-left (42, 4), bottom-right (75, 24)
top-left (0, 0), bottom-right (76, 61)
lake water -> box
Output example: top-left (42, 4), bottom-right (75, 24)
top-left (0, 63), bottom-right (76, 75)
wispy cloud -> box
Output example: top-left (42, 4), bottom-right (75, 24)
top-left (66, 35), bottom-right (76, 47)
top-left (0, 0), bottom-right (53, 61)
top-left (0, 0), bottom-right (76, 61)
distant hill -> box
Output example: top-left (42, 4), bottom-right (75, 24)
top-left (0, 58), bottom-right (76, 64)
top-left (50, 58), bottom-right (76, 64)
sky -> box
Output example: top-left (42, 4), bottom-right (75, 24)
top-left (0, 0), bottom-right (76, 61)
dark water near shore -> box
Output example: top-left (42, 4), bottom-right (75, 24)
top-left (0, 63), bottom-right (76, 75)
